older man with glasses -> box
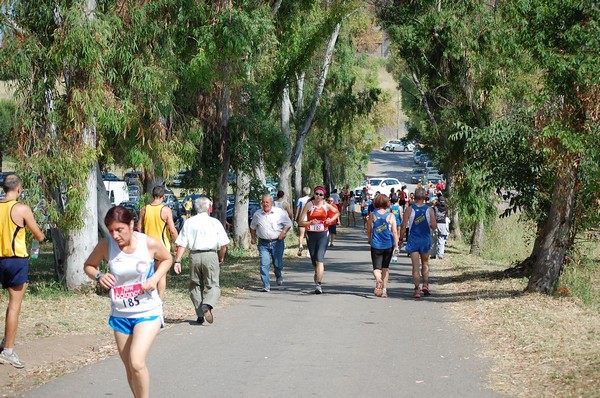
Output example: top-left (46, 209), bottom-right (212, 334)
top-left (250, 194), bottom-right (293, 292)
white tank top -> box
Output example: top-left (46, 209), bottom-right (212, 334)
top-left (107, 232), bottom-right (162, 318)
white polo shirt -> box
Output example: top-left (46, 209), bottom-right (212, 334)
top-left (250, 207), bottom-right (293, 240)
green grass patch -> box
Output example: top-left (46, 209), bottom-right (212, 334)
top-left (558, 236), bottom-right (600, 312)
top-left (481, 212), bottom-right (536, 263)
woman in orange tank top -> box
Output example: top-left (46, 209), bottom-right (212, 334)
top-left (299, 186), bottom-right (339, 294)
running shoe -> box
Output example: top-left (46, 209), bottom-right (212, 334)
top-left (422, 284), bottom-right (431, 296)
top-left (276, 277), bottom-right (283, 286)
top-left (0, 350), bottom-right (25, 369)
top-left (381, 288), bottom-right (388, 298)
top-left (413, 288), bottom-right (422, 299)
top-left (202, 305), bottom-right (214, 324)
top-left (315, 284), bottom-right (323, 294)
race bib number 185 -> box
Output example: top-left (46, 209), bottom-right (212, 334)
top-left (112, 283), bottom-right (144, 309)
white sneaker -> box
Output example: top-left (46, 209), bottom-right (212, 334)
top-left (0, 350), bottom-right (25, 369)
top-left (315, 284), bottom-right (323, 294)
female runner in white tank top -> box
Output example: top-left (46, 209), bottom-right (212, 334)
top-left (84, 206), bottom-right (173, 398)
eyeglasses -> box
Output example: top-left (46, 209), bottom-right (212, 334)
top-left (314, 192), bottom-right (324, 196)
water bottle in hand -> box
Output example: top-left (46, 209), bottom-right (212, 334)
top-left (391, 249), bottom-right (398, 264)
top-left (30, 239), bottom-right (40, 260)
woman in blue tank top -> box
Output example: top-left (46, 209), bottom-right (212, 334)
top-left (367, 194), bottom-right (399, 298)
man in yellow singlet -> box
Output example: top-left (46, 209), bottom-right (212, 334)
top-left (138, 185), bottom-right (178, 299)
top-left (0, 174), bottom-right (45, 368)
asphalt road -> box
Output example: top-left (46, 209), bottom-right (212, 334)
top-left (23, 151), bottom-right (505, 398)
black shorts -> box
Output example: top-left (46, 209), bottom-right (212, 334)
top-left (329, 225), bottom-right (337, 235)
top-left (370, 247), bottom-right (394, 270)
top-left (0, 257), bottom-right (29, 289)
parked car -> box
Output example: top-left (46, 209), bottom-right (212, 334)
top-left (227, 199), bottom-right (261, 226)
top-left (417, 155), bottom-right (431, 166)
top-left (410, 168), bottom-right (429, 184)
top-left (124, 170), bottom-right (143, 185)
top-left (128, 184), bottom-right (142, 196)
top-left (119, 201), bottom-right (140, 223)
top-left (426, 173), bottom-right (445, 185)
top-left (102, 172), bottom-right (120, 181)
top-left (353, 177), bottom-right (403, 197)
top-left (168, 170), bottom-right (188, 187)
top-left (382, 140), bottom-right (403, 152)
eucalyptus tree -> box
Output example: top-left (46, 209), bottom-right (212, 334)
top-left (0, 99), bottom-right (15, 170)
top-left (270, 1), bottom-right (362, 200)
top-left (0, 0), bottom-right (112, 289)
top-left (307, 31), bottom-right (388, 190)
top-left (505, 0), bottom-right (600, 293)
top-left (377, 0), bottom-right (501, 253)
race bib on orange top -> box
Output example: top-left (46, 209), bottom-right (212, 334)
top-left (307, 223), bottom-right (325, 232)
top-left (112, 283), bottom-right (145, 310)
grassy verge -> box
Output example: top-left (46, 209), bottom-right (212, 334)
top-left (437, 214), bottom-right (600, 397)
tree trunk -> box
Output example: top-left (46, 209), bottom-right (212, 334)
top-left (66, 156), bottom-right (98, 290)
top-left (445, 169), bottom-right (462, 241)
top-left (95, 162), bottom-right (111, 239)
top-left (469, 219), bottom-right (484, 256)
top-left (64, 0), bottom-right (99, 291)
top-left (321, 152), bottom-right (333, 192)
top-left (278, 87), bottom-right (293, 196)
top-left (233, 170), bottom-right (251, 249)
top-left (293, 152), bottom-right (303, 201)
top-left (526, 163), bottom-right (577, 293)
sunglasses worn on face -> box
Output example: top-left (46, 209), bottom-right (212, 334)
top-left (315, 192), bottom-right (324, 196)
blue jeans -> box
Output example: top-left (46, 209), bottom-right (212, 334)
top-left (258, 239), bottom-right (285, 289)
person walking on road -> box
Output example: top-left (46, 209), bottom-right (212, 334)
top-left (326, 197), bottom-right (338, 247)
top-left (0, 174), bottom-right (45, 369)
top-left (184, 197), bottom-right (193, 219)
top-left (347, 191), bottom-right (356, 227)
top-left (274, 190), bottom-right (293, 220)
top-left (430, 197), bottom-right (449, 259)
top-left (295, 187), bottom-right (312, 257)
top-left (174, 197), bottom-right (229, 324)
top-left (137, 186), bottom-right (178, 299)
top-left (400, 187), bottom-right (437, 299)
top-left (84, 206), bottom-right (173, 398)
top-left (298, 186), bottom-right (339, 294)
top-left (367, 194), bottom-right (399, 298)
top-left (250, 195), bottom-right (293, 292)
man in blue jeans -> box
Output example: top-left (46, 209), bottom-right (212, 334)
top-left (250, 195), bottom-right (293, 292)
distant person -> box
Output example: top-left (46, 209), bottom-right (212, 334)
top-left (330, 188), bottom-right (341, 207)
top-left (250, 195), bottom-right (293, 291)
top-left (137, 186), bottom-right (178, 299)
top-left (295, 187), bottom-right (311, 257)
top-left (84, 206), bottom-right (172, 396)
top-left (390, 194), bottom-right (402, 245)
top-left (184, 197), bottom-right (193, 219)
top-left (174, 197), bottom-right (229, 324)
top-left (342, 185), bottom-right (351, 217)
top-left (367, 194), bottom-right (399, 298)
top-left (0, 174), bottom-right (45, 368)
top-left (431, 197), bottom-right (449, 259)
top-left (326, 197), bottom-right (338, 247)
top-left (361, 193), bottom-right (372, 230)
top-left (399, 185), bottom-right (407, 211)
top-left (347, 191), bottom-right (356, 227)
top-left (298, 186), bottom-right (339, 294)
top-left (400, 187), bottom-right (437, 299)
top-left (274, 190), bottom-right (293, 220)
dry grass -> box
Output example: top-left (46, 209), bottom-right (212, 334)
top-left (435, 241), bottom-right (600, 398)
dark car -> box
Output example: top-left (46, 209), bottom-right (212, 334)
top-left (124, 170), bottom-right (143, 185)
top-left (427, 173), bottom-right (445, 184)
top-left (227, 199), bottom-right (261, 226)
top-left (102, 172), bottom-right (121, 181)
top-left (119, 201), bottom-right (140, 223)
top-left (411, 168), bottom-right (428, 184)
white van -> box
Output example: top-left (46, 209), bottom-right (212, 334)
top-left (103, 181), bottom-right (129, 206)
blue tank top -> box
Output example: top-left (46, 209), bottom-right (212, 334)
top-left (371, 211), bottom-right (394, 250)
top-left (408, 204), bottom-right (431, 241)
top-left (391, 204), bottom-right (401, 225)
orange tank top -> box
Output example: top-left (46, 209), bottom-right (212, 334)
top-left (306, 203), bottom-right (329, 232)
